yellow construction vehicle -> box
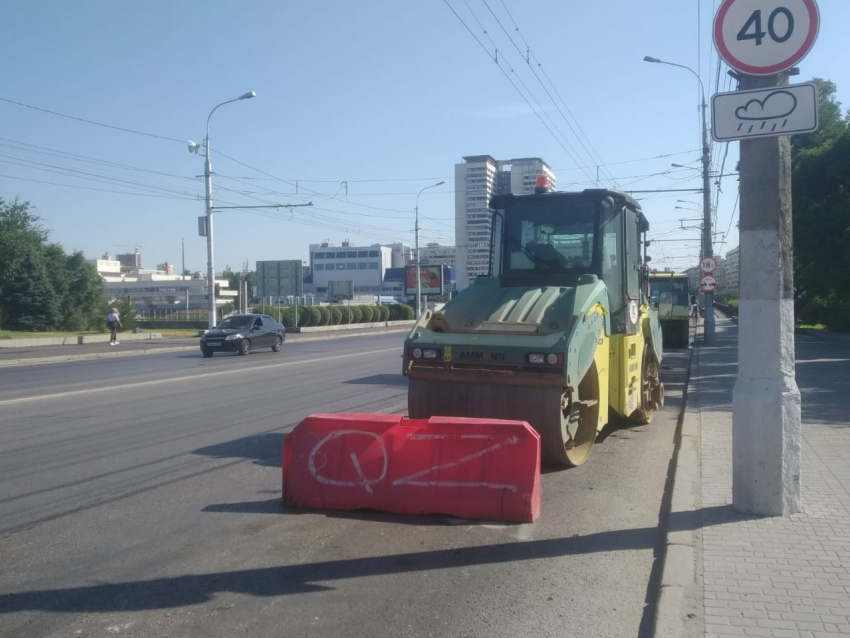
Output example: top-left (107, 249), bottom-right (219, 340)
top-left (403, 180), bottom-right (664, 467)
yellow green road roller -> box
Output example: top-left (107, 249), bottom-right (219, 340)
top-left (403, 183), bottom-right (665, 467)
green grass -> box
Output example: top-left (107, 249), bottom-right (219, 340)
top-left (0, 330), bottom-right (104, 339)
top-left (796, 323), bottom-right (828, 331)
top-left (0, 328), bottom-right (200, 339)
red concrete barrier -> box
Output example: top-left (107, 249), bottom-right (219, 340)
top-left (283, 413), bottom-right (541, 523)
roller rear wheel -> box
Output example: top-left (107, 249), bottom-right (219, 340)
top-left (631, 345), bottom-right (662, 424)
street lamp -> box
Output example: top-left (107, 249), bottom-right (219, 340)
top-left (414, 181), bottom-right (445, 318)
top-left (190, 91), bottom-right (256, 331)
top-left (644, 55), bottom-right (715, 344)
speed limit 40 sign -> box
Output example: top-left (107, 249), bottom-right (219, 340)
top-left (714, 0), bottom-right (820, 75)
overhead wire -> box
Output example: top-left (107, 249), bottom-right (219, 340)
top-left (441, 0), bottom-right (597, 183)
top-left (485, 0), bottom-right (617, 186)
top-left (0, 96), bottom-right (185, 145)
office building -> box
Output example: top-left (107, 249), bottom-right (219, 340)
top-left (100, 271), bottom-right (235, 311)
top-left (309, 241), bottom-right (397, 297)
top-left (455, 155), bottom-right (555, 289)
top-left (419, 243), bottom-right (457, 269)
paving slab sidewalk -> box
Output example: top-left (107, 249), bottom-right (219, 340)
top-left (657, 315), bottom-right (850, 638)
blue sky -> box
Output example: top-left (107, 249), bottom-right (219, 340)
top-left (2, 0), bottom-right (847, 273)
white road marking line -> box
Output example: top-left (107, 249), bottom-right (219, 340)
top-left (0, 347), bottom-right (400, 407)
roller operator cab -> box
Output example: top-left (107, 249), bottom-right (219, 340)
top-left (649, 272), bottom-right (692, 349)
top-left (403, 184), bottom-right (665, 467)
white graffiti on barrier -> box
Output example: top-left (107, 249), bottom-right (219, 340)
top-left (307, 430), bottom-right (520, 494)
top-left (308, 430), bottom-right (389, 494)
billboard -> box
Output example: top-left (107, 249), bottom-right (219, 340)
top-left (328, 280), bottom-right (354, 301)
top-left (405, 265), bottom-right (444, 295)
top-left (256, 260), bottom-right (303, 299)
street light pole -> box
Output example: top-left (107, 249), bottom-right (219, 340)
top-left (644, 56), bottom-right (715, 343)
top-left (200, 91), bottom-right (256, 330)
top-left (414, 181), bottom-right (445, 318)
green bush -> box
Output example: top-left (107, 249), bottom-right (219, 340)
top-left (377, 305), bottom-right (390, 322)
top-left (399, 303), bottom-right (415, 320)
top-left (349, 306), bottom-right (363, 323)
top-left (338, 305), bottom-right (351, 324)
top-left (727, 299), bottom-right (739, 317)
top-left (317, 306), bottom-right (331, 326)
top-left (359, 306), bottom-right (375, 323)
top-left (825, 298), bottom-right (850, 333)
top-left (387, 304), bottom-right (403, 321)
top-left (277, 307), bottom-right (295, 328)
top-left (330, 306), bottom-right (342, 325)
top-left (296, 306), bottom-right (311, 327)
top-left (307, 306), bottom-right (322, 326)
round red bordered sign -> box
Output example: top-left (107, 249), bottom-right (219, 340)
top-left (700, 274), bottom-right (719, 293)
top-left (714, 0), bottom-right (820, 76)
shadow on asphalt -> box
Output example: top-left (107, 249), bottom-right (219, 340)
top-left (193, 432), bottom-right (284, 468)
top-left (0, 505), bottom-right (762, 615)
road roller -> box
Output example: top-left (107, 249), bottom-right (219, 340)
top-left (403, 179), bottom-right (665, 467)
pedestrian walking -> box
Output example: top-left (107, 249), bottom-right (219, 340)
top-left (107, 307), bottom-right (123, 345)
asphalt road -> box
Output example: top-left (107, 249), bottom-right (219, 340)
top-left (0, 332), bottom-right (690, 638)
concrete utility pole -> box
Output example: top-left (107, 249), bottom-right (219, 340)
top-left (700, 91), bottom-right (716, 344)
top-left (414, 181), bottom-right (444, 318)
top-left (733, 71), bottom-right (801, 516)
top-left (196, 91), bottom-right (256, 331)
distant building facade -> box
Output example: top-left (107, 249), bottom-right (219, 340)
top-left (100, 272), bottom-right (235, 311)
top-left (419, 243), bottom-right (457, 269)
top-left (724, 246), bottom-right (740, 291)
top-left (116, 251), bottom-right (142, 273)
top-left (455, 155), bottom-right (555, 289)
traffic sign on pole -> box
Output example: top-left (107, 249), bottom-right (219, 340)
top-left (700, 256), bottom-right (718, 274)
top-left (699, 274), bottom-right (719, 293)
top-left (712, 83), bottom-right (819, 142)
top-left (713, 0), bottom-right (820, 75)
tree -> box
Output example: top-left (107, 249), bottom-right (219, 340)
top-left (4, 254), bottom-right (60, 331)
top-left (792, 78), bottom-right (850, 331)
top-left (0, 198), bottom-right (48, 326)
top-left (793, 79), bottom-right (849, 153)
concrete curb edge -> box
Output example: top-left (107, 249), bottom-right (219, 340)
top-left (652, 332), bottom-right (703, 637)
top-left (0, 327), bottom-right (411, 368)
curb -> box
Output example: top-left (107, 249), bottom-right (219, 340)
top-left (797, 327), bottom-right (850, 342)
top-left (652, 326), bottom-right (702, 638)
top-left (0, 327), bottom-right (411, 369)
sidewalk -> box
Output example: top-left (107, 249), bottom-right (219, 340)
top-left (664, 315), bottom-right (850, 637)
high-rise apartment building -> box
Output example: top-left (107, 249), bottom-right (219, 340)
top-left (724, 246), bottom-right (740, 291)
top-left (116, 251), bottom-right (142, 273)
top-left (455, 156), bottom-right (555, 289)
